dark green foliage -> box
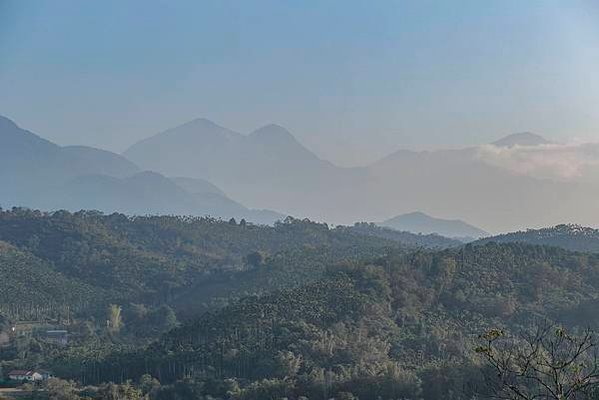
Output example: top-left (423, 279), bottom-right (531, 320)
top-left (0, 209), bottom-right (404, 319)
top-left (53, 242), bottom-right (599, 399)
top-left (5, 208), bottom-right (599, 398)
top-left (0, 241), bottom-right (98, 319)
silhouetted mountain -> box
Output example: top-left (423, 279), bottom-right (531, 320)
top-left (246, 123), bottom-right (322, 162)
top-left (5, 114), bottom-right (599, 232)
top-left (0, 115), bottom-right (140, 205)
top-left (123, 118), bottom-right (243, 181)
top-left (381, 211), bottom-right (489, 241)
top-left (170, 176), bottom-right (226, 196)
top-left (475, 224), bottom-right (599, 253)
top-left (0, 116), bottom-right (139, 180)
top-left (366, 146), bottom-right (596, 232)
top-left (492, 132), bottom-right (552, 147)
top-left (0, 115), bottom-right (285, 224)
top-left (124, 119), bottom-right (599, 232)
top-left (123, 118), bottom-right (352, 220)
top-left (61, 145), bottom-right (140, 178)
top-left (0, 115), bottom-right (58, 157)
top-left (124, 118), bottom-right (335, 186)
top-left (40, 172), bottom-right (285, 224)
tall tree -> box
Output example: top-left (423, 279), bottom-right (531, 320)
top-left (476, 324), bottom-right (599, 400)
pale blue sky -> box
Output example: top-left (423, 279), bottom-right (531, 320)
top-left (1, 0), bottom-right (599, 165)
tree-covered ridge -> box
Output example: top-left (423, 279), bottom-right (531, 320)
top-left (47, 242), bottom-right (599, 399)
top-left (0, 208), bottom-right (411, 318)
top-left (342, 222), bottom-right (462, 248)
top-left (476, 224), bottom-right (599, 253)
top-left (0, 241), bottom-right (101, 320)
top-left (5, 207), bottom-right (599, 398)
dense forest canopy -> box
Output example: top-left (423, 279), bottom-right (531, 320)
top-left (2, 208), bottom-right (599, 399)
top-left (0, 208), bottom-right (410, 316)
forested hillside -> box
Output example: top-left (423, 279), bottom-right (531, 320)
top-left (343, 222), bottom-right (461, 248)
top-left (0, 209), bottom-right (401, 318)
top-left (0, 241), bottom-right (99, 320)
top-left (50, 242), bottom-right (599, 399)
top-left (0, 208), bottom-right (446, 320)
top-left (3, 208), bottom-right (599, 399)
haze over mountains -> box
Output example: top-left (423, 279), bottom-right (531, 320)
top-left (124, 117), bottom-right (599, 232)
top-left (3, 114), bottom-right (599, 233)
top-left (492, 132), bottom-right (552, 147)
top-left (381, 211), bottom-right (489, 241)
top-left (0, 116), bottom-right (284, 224)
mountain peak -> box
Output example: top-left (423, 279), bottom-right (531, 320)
top-left (246, 124), bottom-right (325, 164)
top-left (168, 118), bottom-right (241, 140)
top-left (182, 117), bottom-right (222, 129)
top-left (124, 118), bottom-right (242, 158)
top-left (401, 211), bottom-right (429, 219)
top-left (381, 211), bottom-right (489, 240)
top-left (249, 124), bottom-right (295, 141)
top-left (492, 132), bottom-right (551, 147)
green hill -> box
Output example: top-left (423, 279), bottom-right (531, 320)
top-left (0, 208), bottom-right (418, 319)
top-left (57, 242), bottom-right (599, 399)
top-left (5, 208), bottom-right (599, 399)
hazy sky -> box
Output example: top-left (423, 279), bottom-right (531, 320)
top-left (1, 0), bottom-right (599, 166)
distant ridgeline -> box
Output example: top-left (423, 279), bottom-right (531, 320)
top-left (475, 224), bottom-right (599, 253)
top-left (345, 222), bottom-right (462, 248)
top-left (4, 113), bottom-right (599, 235)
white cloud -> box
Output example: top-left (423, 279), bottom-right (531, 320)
top-left (476, 142), bottom-right (599, 181)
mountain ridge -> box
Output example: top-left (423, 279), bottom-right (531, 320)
top-left (381, 211), bottom-right (489, 240)
top-left (5, 114), bottom-right (599, 232)
top-left (110, 117), bottom-right (599, 231)
top-left (0, 115), bottom-right (286, 224)
top-left (492, 132), bottom-right (552, 147)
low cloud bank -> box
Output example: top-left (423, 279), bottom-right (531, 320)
top-left (476, 142), bottom-right (599, 181)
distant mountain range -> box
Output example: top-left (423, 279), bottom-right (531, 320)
top-left (492, 132), bottom-right (552, 147)
top-left (380, 212), bottom-right (489, 241)
top-left (4, 114), bottom-right (599, 232)
top-left (475, 224), bottom-right (599, 253)
top-left (124, 118), bottom-right (599, 232)
top-left (124, 119), bottom-right (336, 186)
top-left (0, 116), bottom-right (284, 224)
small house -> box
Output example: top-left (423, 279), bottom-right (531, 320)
top-left (7, 370), bottom-right (43, 381)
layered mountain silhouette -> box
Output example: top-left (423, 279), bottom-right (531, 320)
top-left (492, 132), bottom-right (552, 147)
top-left (4, 114), bottom-right (599, 232)
top-left (381, 211), bottom-right (489, 241)
top-left (124, 119), bottom-right (338, 186)
top-left (0, 115), bottom-right (139, 206)
top-left (0, 116), bottom-right (139, 183)
top-left (123, 118), bottom-right (599, 232)
top-left (0, 116), bottom-right (284, 224)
